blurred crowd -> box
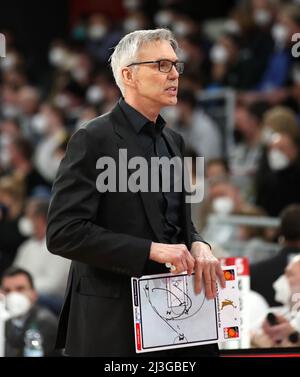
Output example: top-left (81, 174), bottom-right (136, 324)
top-left (1, 0), bottom-right (300, 351)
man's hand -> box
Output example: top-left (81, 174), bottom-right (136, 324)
top-left (190, 241), bottom-right (225, 299)
top-left (262, 314), bottom-right (295, 344)
top-left (149, 242), bottom-right (194, 275)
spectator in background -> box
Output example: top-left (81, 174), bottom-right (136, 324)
top-left (251, 204), bottom-right (300, 307)
top-left (0, 267), bottom-right (58, 357)
top-left (170, 89), bottom-right (222, 160)
top-left (240, 3), bottom-right (300, 105)
top-left (208, 32), bottom-right (259, 90)
top-left (0, 175), bottom-right (27, 277)
top-left (255, 127), bottom-right (300, 216)
top-left (3, 137), bottom-right (50, 197)
top-left (86, 13), bottom-right (122, 64)
top-left (261, 105), bottom-right (300, 144)
top-left (205, 158), bottom-right (230, 183)
top-left (251, 255), bottom-right (300, 348)
top-left (33, 103), bottom-right (69, 183)
top-left (13, 198), bottom-right (70, 315)
top-left (230, 101), bottom-right (270, 201)
top-left (199, 176), bottom-right (262, 247)
top-left (17, 86), bottom-right (41, 142)
top-left (0, 118), bottom-right (22, 173)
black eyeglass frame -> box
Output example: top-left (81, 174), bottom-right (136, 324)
top-left (127, 59), bottom-right (184, 74)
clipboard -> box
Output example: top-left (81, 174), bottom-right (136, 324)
top-left (131, 266), bottom-right (240, 353)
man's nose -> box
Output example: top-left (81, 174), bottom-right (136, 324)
top-left (168, 65), bottom-right (179, 79)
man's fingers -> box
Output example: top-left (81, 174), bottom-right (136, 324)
top-left (216, 263), bottom-right (226, 288)
top-left (210, 264), bottom-right (217, 298)
top-left (203, 266), bottom-right (214, 299)
top-left (194, 263), bottom-right (202, 294)
top-left (185, 250), bottom-right (195, 275)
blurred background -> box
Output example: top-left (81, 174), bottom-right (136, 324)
top-left (1, 0), bottom-right (300, 355)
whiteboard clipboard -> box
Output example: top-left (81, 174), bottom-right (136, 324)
top-left (131, 266), bottom-right (240, 353)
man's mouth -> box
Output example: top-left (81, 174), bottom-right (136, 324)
top-left (165, 86), bottom-right (177, 94)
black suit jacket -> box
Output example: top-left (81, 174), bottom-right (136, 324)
top-left (46, 102), bottom-right (207, 356)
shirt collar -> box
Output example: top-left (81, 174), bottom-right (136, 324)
top-left (119, 98), bottom-right (166, 135)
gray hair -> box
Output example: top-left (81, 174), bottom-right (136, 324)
top-left (110, 28), bottom-right (178, 96)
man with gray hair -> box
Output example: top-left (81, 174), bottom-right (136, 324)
top-left (47, 28), bottom-right (225, 356)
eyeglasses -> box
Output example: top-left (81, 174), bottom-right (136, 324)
top-left (127, 59), bottom-right (184, 74)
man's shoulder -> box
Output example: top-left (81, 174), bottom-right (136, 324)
top-left (81, 111), bottom-right (114, 137)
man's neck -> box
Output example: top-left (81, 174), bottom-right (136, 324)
top-left (124, 96), bottom-right (160, 123)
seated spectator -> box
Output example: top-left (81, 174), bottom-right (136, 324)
top-left (13, 198), bottom-right (70, 315)
top-left (206, 158), bottom-right (230, 184)
top-left (199, 176), bottom-right (262, 248)
top-left (230, 101), bottom-right (270, 201)
top-left (251, 255), bottom-right (300, 348)
top-left (261, 106), bottom-right (300, 145)
top-left (0, 175), bottom-right (27, 277)
top-left (3, 137), bottom-right (50, 197)
top-left (255, 127), bottom-right (300, 216)
top-left (251, 204), bottom-right (300, 306)
top-left (0, 267), bottom-right (58, 357)
top-left (208, 32), bottom-right (260, 90)
top-left (33, 103), bottom-right (69, 183)
top-left (256, 4), bottom-right (300, 92)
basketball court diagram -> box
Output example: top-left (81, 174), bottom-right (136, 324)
top-left (135, 274), bottom-right (218, 350)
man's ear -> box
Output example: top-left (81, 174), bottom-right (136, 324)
top-left (121, 67), bottom-right (135, 88)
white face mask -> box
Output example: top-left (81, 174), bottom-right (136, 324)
top-left (224, 19), bottom-right (241, 35)
top-left (212, 196), bottom-right (234, 215)
top-left (18, 216), bottom-right (34, 237)
top-left (173, 21), bottom-right (190, 37)
top-left (86, 85), bottom-right (104, 104)
top-left (253, 9), bottom-right (272, 27)
top-left (210, 44), bottom-right (229, 64)
top-left (154, 11), bottom-right (173, 27)
top-left (268, 149), bottom-right (290, 171)
top-left (271, 23), bottom-right (288, 48)
top-left (88, 25), bottom-right (107, 40)
top-left (48, 47), bottom-right (67, 68)
top-left (273, 274), bottom-right (291, 305)
top-left (123, 18), bottom-right (142, 33)
top-left (6, 292), bottom-right (31, 318)
top-left (31, 114), bottom-right (49, 134)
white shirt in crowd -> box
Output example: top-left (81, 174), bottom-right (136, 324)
top-left (13, 237), bottom-right (70, 297)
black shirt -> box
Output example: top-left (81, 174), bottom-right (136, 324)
top-left (119, 98), bottom-right (183, 243)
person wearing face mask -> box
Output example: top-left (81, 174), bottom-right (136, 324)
top-left (13, 198), bottom-right (70, 316)
top-left (208, 32), bottom-right (259, 90)
top-left (86, 13), bottom-right (122, 64)
top-left (0, 267), bottom-right (58, 357)
top-left (0, 175), bottom-right (27, 277)
top-left (251, 205), bottom-right (300, 307)
top-left (251, 255), bottom-right (300, 348)
top-left (255, 129), bottom-right (300, 217)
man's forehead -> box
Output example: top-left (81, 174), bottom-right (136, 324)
top-left (2, 274), bottom-right (29, 287)
top-left (138, 40), bottom-right (177, 59)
